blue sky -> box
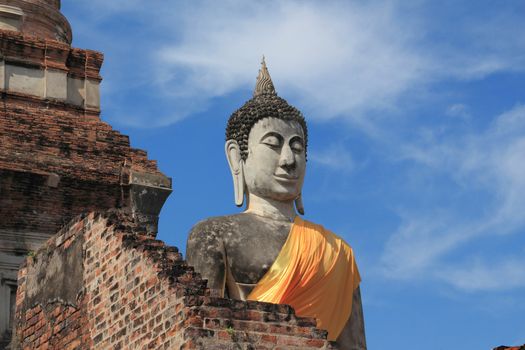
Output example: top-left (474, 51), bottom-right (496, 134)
top-left (61, 1), bottom-right (525, 348)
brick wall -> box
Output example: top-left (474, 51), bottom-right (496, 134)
top-left (0, 30), bottom-right (170, 240)
top-left (0, 27), bottom-right (171, 345)
top-left (13, 211), bottom-right (337, 349)
top-left (12, 298), bottom-right (89, 350)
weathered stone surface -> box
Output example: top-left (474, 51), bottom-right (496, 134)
top-left (5, 64), bottom-right (45, 96)
top-left (187, 213), bottom-right (291, 299)
top-left (45, 69), bottom-right (67, 99)
top-left (0, 5), bottom-right (23, 32)
top-left (0, 31), bottom-right (102, 107)
top-left (85, 78), bottom-right (100, 108)
top-left (66, 75), bottom-right (84, 106)
top-left (23, 232), bottom-right (84, 307)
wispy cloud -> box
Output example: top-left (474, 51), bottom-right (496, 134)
top-left (66, 0), bottom-right (525, 128)
top-left (309, 144), bottom-right (355, 173)
top-left (446, 103), bottom-right (470, 119)
top-left (155, 1), bottom-right (426, 123)
top-left (381, 104), bottom-right (525, 290)
top-left (438, 255), bottom-right (525, 292)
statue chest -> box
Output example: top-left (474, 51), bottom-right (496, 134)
top-left (223, 222), bottom-right (291, 285)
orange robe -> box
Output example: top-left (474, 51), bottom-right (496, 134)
top-left (247, 216), bottom-right (361, 341)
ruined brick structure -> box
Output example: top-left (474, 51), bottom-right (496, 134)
top-left (0, 1), bottom-right (341, 349)
top-left (13, 212), bottom-right (335, 349)
top-left (0, 0), bottom-right (171, 346)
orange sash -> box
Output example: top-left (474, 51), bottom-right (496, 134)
top-left (247, 217), bottom-right (360, 341)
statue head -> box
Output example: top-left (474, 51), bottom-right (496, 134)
top-left (225, 58), bottom-right (307, 214)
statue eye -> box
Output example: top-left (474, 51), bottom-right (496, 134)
top-left (290, 138), bottom-right (304, 153)
top-left (261, 134), bottom-right (281, 148)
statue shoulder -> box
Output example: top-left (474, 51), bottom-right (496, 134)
top-left (186, 215), bottom-right (242, 293)
top-left (301, 218), bottom-right (353, 249)
top-left (187, 214), bottom-right (240, 242)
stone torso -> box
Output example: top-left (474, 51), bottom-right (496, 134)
top-left (186, 60), bottom-right (366, 348)
top-left (186, 213), bottom-right (292, 299)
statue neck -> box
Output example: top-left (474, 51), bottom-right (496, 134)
top-left (245, 194), bottom-right (296, 222)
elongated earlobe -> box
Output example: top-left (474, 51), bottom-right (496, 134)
top-left (234, 162), bottom-right (245, 206)
top-left (295, 193), bottom-right (304, 215)
top-left (225, 140), bottom-right (245, 207)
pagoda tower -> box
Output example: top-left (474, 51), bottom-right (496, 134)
top-left (0, 1), bottom-right (172, 346)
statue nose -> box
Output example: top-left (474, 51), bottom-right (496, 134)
top-left (279, 145), bottom-right (296, 169)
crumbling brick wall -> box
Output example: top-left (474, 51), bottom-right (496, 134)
top-left (0, 31), bottom-right (171, 346)
top-left (13, 211), bottom-right (337, 349)
top-left (0, 32), bottom-right (165, 237)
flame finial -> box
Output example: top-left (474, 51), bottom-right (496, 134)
top-left (254, 56), bottom-right (277, 97)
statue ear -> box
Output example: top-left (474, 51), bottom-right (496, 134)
top-left (295, 193), bottom-right (305, 215)
top-left (225, 139), bottom-right (245, 207)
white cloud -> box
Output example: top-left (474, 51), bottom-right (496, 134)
top-left (66, 0), bottom-right (525, 127)
top-left (309, 144), bottom-right (355, 173)
top-left (446, 103), bottom-right (470, 119)
top-left (71, 0), bottom-right (143, 17)
top-left (438, 256), bottom-right (525, 292)
top-left (381, 104), bottom-right (525, 289)
top-left (154, 1), bottom-right (427, 122)
top-left (152, 0), bottom-right (525, 126)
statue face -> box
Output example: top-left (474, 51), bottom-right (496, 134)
top-left (243, 117), bottom-right (306, 201)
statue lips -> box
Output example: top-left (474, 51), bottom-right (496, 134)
top-left (273, 174), bottom-right (299, 183)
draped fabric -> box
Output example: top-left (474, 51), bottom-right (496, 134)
top-left (247, 217), bottom-right (361, 341)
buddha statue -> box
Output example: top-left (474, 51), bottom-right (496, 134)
top-left (186, 58), bottom-right (366, 349)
